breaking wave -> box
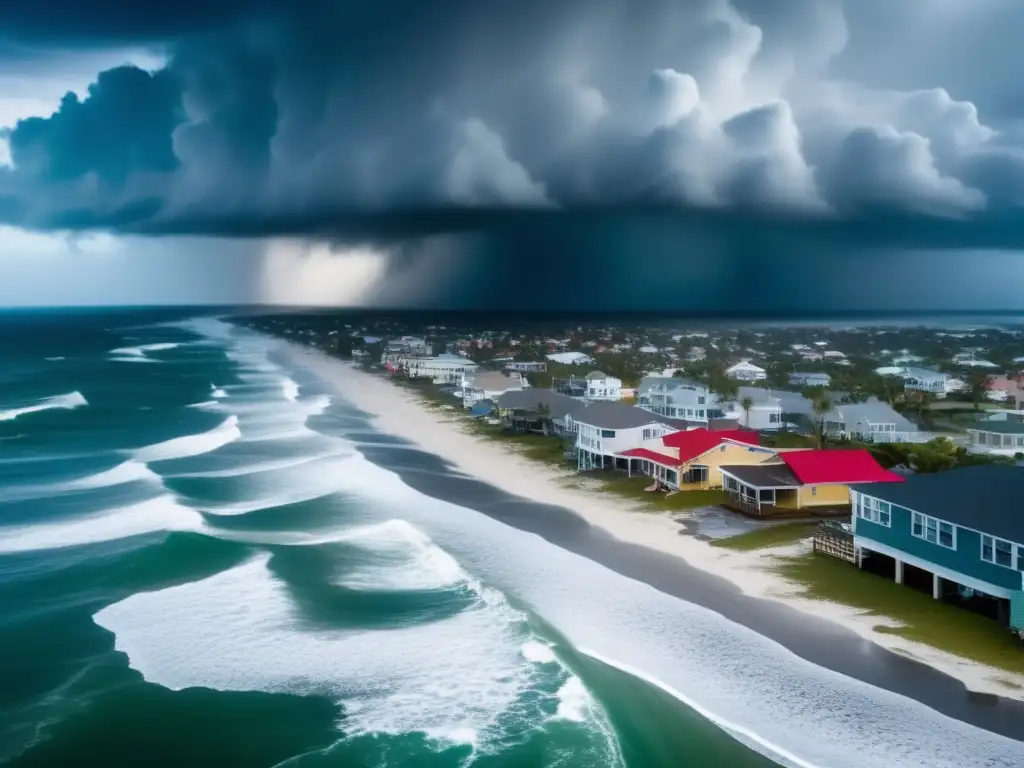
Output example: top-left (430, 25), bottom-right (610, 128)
top-left (0, 391), bottom-right (88, 422)
top-left (132, 416), bottom-right (241, 463)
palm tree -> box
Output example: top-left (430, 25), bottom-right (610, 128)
top-left (811, 391), bottom-right (834, 450)
top-left (739, 396), bottom-right (754, 429)
top-left (536, 402), bottom-right (553, 436)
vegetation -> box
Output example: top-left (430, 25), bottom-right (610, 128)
top-left (577, 474), bottom-right (728, 511)
top-left (775, 553), bottom-right (1024, 675)
top-left (868, 437), bottom-right (1014, 473)
top-left (710, 523), bottom-right (817, 551)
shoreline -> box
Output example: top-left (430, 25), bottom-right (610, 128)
top-left (278, 342), bottom-right (1024, 739)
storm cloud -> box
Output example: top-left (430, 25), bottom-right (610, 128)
top-left (3, 0), bottom-right (1024, 309)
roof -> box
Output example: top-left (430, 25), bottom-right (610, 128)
top-left (727, 361), bottom-right (766, 372)
top-left (853, 466), bottom-right (1024, 544)
top-left (719, 462), bottom-right (801, 488)
top-left (618, 447), bottom-right (681, 468)
top-left (467, 371), bottom-right (522, 390)
top-left (661, 428), bottom-right (759, 463)
top-left (966, 420), bottom-right (1024, 434)
top-left (638, 375), bottom-right (704, 395)
top-left (569, 401), bottom-right (668, 429)
top-left (497, 389), bottom-right (585, 421)
top-left (584, 370), bottom-right (608, 381)
top-left (828, 399), bottom-right (917, 432)
top-left (780, 450), bottom-right (905, 485)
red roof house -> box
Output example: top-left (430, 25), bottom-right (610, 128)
top-left (779, 449), bottom-right (905, 485)
top-left (719, 449), bottom-right (902, 517)
top-left (661, 428), bottom-right (759, 463)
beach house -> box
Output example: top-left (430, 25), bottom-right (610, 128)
top-left (726, 360), bottom-right (767, 382)
top-left (546, 351), bottom-right (595, 365)
top-left (568, 403), bottom-right (679, 472)
top-left (850, 466), bottom-right (1024, 628)
top-left (636, 376), bottom-right (716, 424)
top-left (823, 399), bottom-right (922, 443)
top-left (458, 371), bottom-right (527, 408)
top-left (964, 420), bottom-right (1024, 456)
top-left (616, 428), bottom-right (770, 489)
top-left (718, 449), bottom-right (903, 517)
top-left (582, 371), bottom-right (623, 401)
top-left (902, 368), bottom-right (961, 399)
top-left (496, 390), bottom-right (584, 437)
top-left (788, 372), bottom-right (831, 388)
top-left (392, 353), bottom-right (479, 383)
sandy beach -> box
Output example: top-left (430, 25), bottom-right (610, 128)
top-left (283, 343), bottom-right (1024, 705)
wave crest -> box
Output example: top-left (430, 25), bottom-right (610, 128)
top-left (0, 391), bottom-right (88, 422)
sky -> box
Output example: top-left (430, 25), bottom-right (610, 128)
top-left (2, 0), bottom-right (1024, 311)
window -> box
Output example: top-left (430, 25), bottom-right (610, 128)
top-left (1019, 546), bottom-right (1024, 572)
top-left (857, 496), bottom-right (891, 527)
top-left (912, 512), bottom-right (955, 549)
top-left (981, 535), bottom-right (1016, 569)
top-left (810, 487), bottom-right (817, 497)
top-left (600, 429), bottom-right (616, 438)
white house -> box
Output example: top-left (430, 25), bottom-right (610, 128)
top-left (824, 399), bottom-right (922, 443)
top-left (459, 371), bottom-right (527, 408)
top-left (583, 371), bottom-right (623, 401)
top-left (547, 351), bottom-right (595, 365)
top-left (724, 390), bottom-right (784, 431)
top-left (568, 403), bottom-right (677, 471)
top-left (965, 421), bottom-right (1024, 456)
top-left (637, 376), bottom-right (716, 423)
top-left (902, 367), bottom-right (959, 398)
top-left (788, 372), bottom-right (831, 388)
top-left (726, 360), bottom-right (767, 382)
top-left (393, 353), bottom-right (478, 384)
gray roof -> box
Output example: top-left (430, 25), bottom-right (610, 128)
top-left (829, 398), bottom-right (916, 431)
top-left (737, 387), bottom-right (814, 415)
top-left (853, 466), bottom-right (1024, 544)
top-left (467, 371), bottom-right (521, 390)
top-left (966, 420), bottom-right (1024, 434)
top-left (584, 370), bottom-right (608, 381)
top-left (497, 389), bottom-right (585, 421)
top-left (639, 375), bottom-right (704, 395)
top-left (570, 401), bottom-right (673, 429)
top-left (720, 462), bottom-right (800, 488)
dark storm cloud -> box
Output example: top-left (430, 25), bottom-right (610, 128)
top-left (3, 0), bottom-right (1024, 311)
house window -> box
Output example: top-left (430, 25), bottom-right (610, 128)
top-left (981, 535), bottom-right (1016, 568)
top-left (769, 413), bottom-right (780, 423)
top-left (811, 487), bottom-right (817, 496)
top-left (600, 429), bottom-right (616, 438)
top-left (1019, 546), bottom-right (1024, 572)
top-left (857, 496), bottom-right (891, 527)
top-left (912, 512), bottom-right (955, 549)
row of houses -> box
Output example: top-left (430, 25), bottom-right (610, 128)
top-left (635, 375), bottom-right (923, 441)
top-left (494, 387), bottom-right (1024, 634)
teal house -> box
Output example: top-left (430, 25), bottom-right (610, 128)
top-left (850, 465), bottom-right (1024, 630)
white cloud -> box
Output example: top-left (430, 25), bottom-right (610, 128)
top-left (259, 240), bottom-right (388, 306)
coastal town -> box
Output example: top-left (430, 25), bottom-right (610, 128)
top-left (243, 312), bottom-right (1024, 684)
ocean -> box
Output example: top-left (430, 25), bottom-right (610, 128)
top-left (1, 309), bottom-right (1022, 768)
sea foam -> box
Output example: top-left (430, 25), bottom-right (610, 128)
top-left (0, 391), bottom-right (88, 422)
top-left (132, 416), bottom-right (241, 463)
top-left (0, 495), bottom-right (202, 554)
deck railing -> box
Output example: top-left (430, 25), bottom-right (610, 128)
top-left (813, 521), bottom-right (856, 563)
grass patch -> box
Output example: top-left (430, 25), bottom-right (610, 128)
top-left (710, 522), bottom-right (817, 551)
top-left (579, 473), bottom-right (728, 511)
top-left (775, 553), bottom-right (1024, 675)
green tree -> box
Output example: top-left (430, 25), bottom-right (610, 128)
top-left (536, 402), bottom-right (553, 437)
top-left (811, 391), bottom-right (834, 450)
top-left (967, 372), bottom-right (992, 411)
top-left (739, 396), bottom-right (754, 429)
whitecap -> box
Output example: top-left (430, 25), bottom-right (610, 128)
top-left (332, 520), bottom-right (469, 592)
top-left (63, 459), bottom-right (162, 490)
top-left (211, 384), bottom-right (228, 399)
top-left (0, 494), bottom-right (202, 554)
top-left (132, 416), bottom-right (240, 463)
top-left (44, 356), bottom-right (65, 361)
top-left (553, 676), bottom-right (591, 723)
top-left (109, 342), bottom-right (181, 358)
top-left (282, 377), bottom-right (300, 402)
top-left (520, 641), bottom-right (557, 665)
top-left (93, 553), bottom-right (541, 750)
top-left (0, 391), bottom-right (88, 422)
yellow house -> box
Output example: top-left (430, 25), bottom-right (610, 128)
top-left (618, 428), bottom-right (789, 490)
top-left (719, 449), bottom-right (905, 517)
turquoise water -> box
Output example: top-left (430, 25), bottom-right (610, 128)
top-left (0, 311), bottom-right (1021, 768)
